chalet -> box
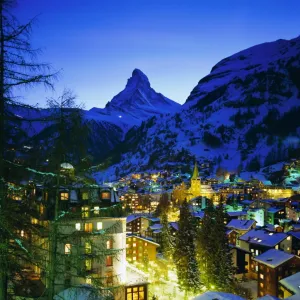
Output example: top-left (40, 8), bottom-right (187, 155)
top-left (266, 207), bottom-right (286, 226)
top-left (279, 272), bottom-right (300, 299)
top-left (254, 249), bottom-right (300, 298)
top-left (238, 229), bottom-right (292, 279)
top-left (226, 219), bottom-right (256, 236)
top-left (126, 215), bottom-right (160, 236)
top-left (126, 234), bottom-right (159, 263)
top-left (288, 231), bottom-right (300, 256)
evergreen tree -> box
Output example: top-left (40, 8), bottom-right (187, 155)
top-left (198, 197), bottom-right (235, 291)
top-left (174, 200), bottom-right (201, 295)
top-left (160, 209), bottom-right (174, 260)
top-left (0, 1), bottom-right (55, 298)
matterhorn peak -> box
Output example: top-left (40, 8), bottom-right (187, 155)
top-left (126, 68), bottom-right (150, 89)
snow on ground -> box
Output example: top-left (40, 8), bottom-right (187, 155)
top-left (192, 291), bottom-right (245, 300)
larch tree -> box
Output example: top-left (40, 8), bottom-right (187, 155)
top-left (174, 200), bottom-right (201, 296)
top-left (0, 0), bottom-right (56, 298)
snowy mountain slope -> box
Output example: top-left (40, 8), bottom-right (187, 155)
top-left (98, 36), bottom-right (300, 180)
top-left (87, 68), bottom-right (180, 127)
top-left (14, 69), bottom-right (178, 162)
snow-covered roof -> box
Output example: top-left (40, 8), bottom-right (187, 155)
top-left (227, 211), bottom-right (248, 217)
top-left (60, 162), bottom-right (74, 169)
top-left (169, 222), bottom-right (179, 231)
top-left (54, 285), bottom-right (106, 300)
top-left (192, 291), bottom-right (245, 300)
top-left (257, 295), bottom-right (280, 300)
top-left (279, 272), bottom-right (300, 295)
top-left (126, 215), bottom-right (141, 223)
top-left (253, 249), bottom-right (295, 268)
top-left (288, 231), bottom-right (300, 240)
top-left (149, 224), bottom-right (162, 230)
top-left (267, 207), bottom-right (283, 214)
top-left (239, 229), bottom-right (287, 247)
top-left (226, 219), bottom-right (256, 231)
top-left (126, 234), bottom-right (160, 246)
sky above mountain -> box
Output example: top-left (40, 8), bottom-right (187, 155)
top-left (14, 0), bottom-right (300, 109)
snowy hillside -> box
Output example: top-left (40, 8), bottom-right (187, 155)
top-left (99, 36), bottom-right (300, 180)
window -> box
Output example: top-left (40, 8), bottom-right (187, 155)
top-left (82, 192), bottom-right (89, 200)
top-left (20, 230), bottom-right (25, 237)
top-left (133, 243), bottom-right (137, 247)
top-left (106, 256), bottom-right (113, 266)
top-left (85, 242), bottom-right (92, 254)
top-left (85, 259), bottom-right (92, 271)
top-left (287, 236), bottom-right (291, 241)
top-left (65, 243), bottom-right (71, 254)
top-left (86, 277), bottom-right (92, 284)
top-left (144, 242), bottom-right (148, 246)
top-left (75, 223), bottom-right (81, 231)
top-left (107, 239), bottom-right (113, 249)
top-left (40, 205), bottom-right (44, 214)
top-left (31, 218), bottom-right (38, 224)
top-left (106, 271), bottom-right (113, 286)
top-left (84, 223), bottom-right (93, 232)
top-left (260, 282), bottom-right (264, 288)
top-left (126, 285), bottom-right (145, 300)
top-left (60, 192), bottom-right (69, 201)
top-left (102, 192), bottom-right (111, 199)
top-left (94, 206), bottom-right (100, 214)
top-left (97, 222), bottom-right (103, 230)
top-left (260, 274), bottom-right (264, 279)
top-left (133, 256), bottom-right (137, 261)
top-left (82, 207), bottom-right (89, 218)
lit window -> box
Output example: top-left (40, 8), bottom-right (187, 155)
top-left (106, 256), bottom-right (113, 266)
top-left (260, 282), bottom-right (264, 288)
top-left (85, 242), bottom-right (92, 254)
top-left (86, 277), bottom-right (92, 284)
top-left (145, 242), bottom-right (148, 246)
top-left (269, 233), bottom-right (273, 236)
top-left (82, 192), bottom-right (89, 200)
top-left (255, 265), bottom-right (258, 272)
top-left (85, 259), bottom-right (92, 271)
top-left (260, 274), bottom-right (264, 279)
top-left (133, 257), bottom-right (137, 261)
top-left (102, 192), bottom-right (111, 199)
top-left (84, 223), bottom-right (93, 232)
top-left (94, 206), bottom-right (100, 214)
top-left (12, 195), bottom-right (21, 201)
top-left (65, 243), bottom-right (71, 254)
top-left (106, 239), bottom-right (113, 249)
top-left (75, 223), bottom-right (81, 231)
top-left (60, 192), bottom-right (69, 201)
top-left (97, 222), bottom-right (103, 230)
top-left (31, 218), bottom-right (38, 224)
top-left (82, 207), bottom-right (89, 218)
top-left (133, 243), bottom-right (137, 247)
top-left (40, 205), bottom-right (44, 214)
top-left (20, 230), bottom-right (25, 237)
top-left (287, 236), bottom-right (291, 241)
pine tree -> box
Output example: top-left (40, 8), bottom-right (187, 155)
top-left (174, 200), bottom-right (201, 295)
top-left (0, 1), bottom-right (55, 298)
top-left (160, 210), bottom-right (174, 260)
top-left (197, 197), bottom-right (235, 291)
top-left (213, 197), bottom-right (235, 290)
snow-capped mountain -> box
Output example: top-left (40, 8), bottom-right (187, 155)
top-left (15, 69), bottom-right (178, 162)
top-left (86, 68), bottom-right (180, 129)
top-left (100, 36), bottom-right (300, 180)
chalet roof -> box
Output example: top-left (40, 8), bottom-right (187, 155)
top-left (126, 234), bottom-right (160, 246)
top-left (267, 207), bottom-right (283, 214)
top-left (149, 223), bottom-right (163, 230)
top-left (279, 272), bottom-right (300, 295)
top-left (169, 222), bottom-right (179, 231)
top-left (288, 231), bottom-right (300, 240)
top-left (226, 219), bottom-right (256, 231)
top-left (239, 229), bottom-right (287, 247)
top-left (126, 215), bottom-right (141, 223)
top-left (192, 291), bottom-right (245, 300)
top-left (253, 249), bottom-right (295, 268)
top-left (226, 211), bottom-right (248, 217)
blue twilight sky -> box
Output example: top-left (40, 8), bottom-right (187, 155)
top-left (14, 0), bottom-right (300, 109)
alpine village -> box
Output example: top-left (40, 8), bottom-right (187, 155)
top-left (1, 1), bottom-right (300, 300)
